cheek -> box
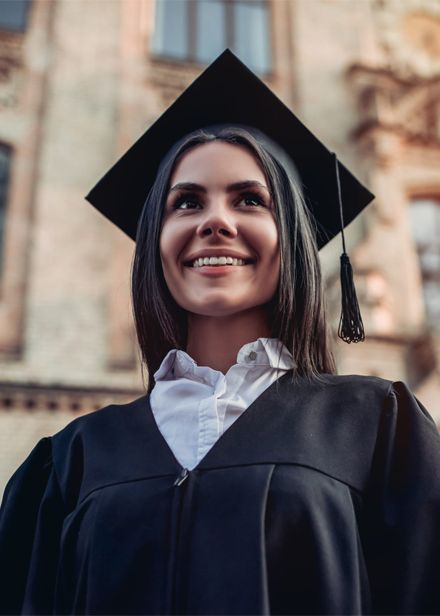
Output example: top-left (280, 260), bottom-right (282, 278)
top-left (255, 221), bottom-right (279, 264)
top-left (159, 220), bottom-right (187, 271)
top-left (159, 225), bottom-right (171, 269)
top-left (261, 225), bottom-right (280, 285)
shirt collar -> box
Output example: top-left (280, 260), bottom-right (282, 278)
top-left (237, 337), bottom-right (294, 370)
top-left (153, 337), bottom-right (293, 383)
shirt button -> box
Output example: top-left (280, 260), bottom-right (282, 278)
top-left (248, 351), bottom-right (257, 361)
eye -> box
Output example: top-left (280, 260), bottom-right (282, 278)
top-left (171, 193), bottom-right (201, 210)
top-left (239, 192), bottom-right (268, 208)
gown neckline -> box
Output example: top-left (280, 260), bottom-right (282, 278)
top-left (143, 368), bottom-right (294, 473)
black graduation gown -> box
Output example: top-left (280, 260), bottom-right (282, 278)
top-left (1, 373), bottom-right (440, 615)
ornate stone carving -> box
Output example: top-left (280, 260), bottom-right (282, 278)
top-left (348, 63), bottom-right (440, 148)
top-left (372, 0), bottom-right (440, 78)
top-left (403, 12), bottom-right (440, 60)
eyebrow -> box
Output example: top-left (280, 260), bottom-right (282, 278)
top-left (168, 180), bottom-right (271, 195)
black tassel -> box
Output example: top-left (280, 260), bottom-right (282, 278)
top-left (332, 152), bottom-right (365, 343)
top-left (338, 252), bottom-right (365, 343)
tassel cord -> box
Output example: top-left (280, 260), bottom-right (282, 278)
top-left (333, 153), bottom-right (365, 343)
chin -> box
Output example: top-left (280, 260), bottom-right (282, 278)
top-left (186, 298), bottom-right (273, 320)
top-left (190, 308), bottom-right (249, 319)
top-left (186, 301), bottom-right (253, 319)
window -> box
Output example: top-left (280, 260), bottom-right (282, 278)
top-left (0, 144), bottom-right (11, 275)
top-left (409, 198), bottom-right (440, 330)
top-left (153, 0), bottom-right (271, 74)
top-left (0, 0), bottom-right (31, 32)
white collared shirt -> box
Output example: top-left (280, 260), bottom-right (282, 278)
top-left (149, 337), bottom-right (294, 470)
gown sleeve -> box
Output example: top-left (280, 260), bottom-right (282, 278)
top-left (366, 381), bottom-right (440, 615)
top-left (0, 437), bottom-right (65, 615)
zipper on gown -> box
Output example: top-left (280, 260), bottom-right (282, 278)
top-left (174, 468), bottom-right (189, 486)
top-left (165, 467), bottom-right (191, 614)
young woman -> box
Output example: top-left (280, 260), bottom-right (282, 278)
top-left (1, 51), bottom-right (440, 616)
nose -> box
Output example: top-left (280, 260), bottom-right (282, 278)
top-left (196, 200), bottom-right (238, 238)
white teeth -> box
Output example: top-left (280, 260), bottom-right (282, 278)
top-left (191, 256), bottom-right (248, 268)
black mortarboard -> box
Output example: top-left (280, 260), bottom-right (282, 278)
top-left (86, 49), bottom-right (374, 342)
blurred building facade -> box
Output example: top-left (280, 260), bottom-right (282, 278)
top-left (0, 0), bottom-right (439, 493)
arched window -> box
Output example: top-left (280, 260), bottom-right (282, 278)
top-left (152, 0), bottom-right (271, 75)
top-left (0, 144), bottom-right (11, 276)
top-left (409, 198), bottom-right (440, 330)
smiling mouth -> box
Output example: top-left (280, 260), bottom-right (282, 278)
top-left (183, 258), bottom-right (256, 268)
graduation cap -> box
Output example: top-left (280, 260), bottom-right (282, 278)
top-left (86, 49), bottom-right (374, 343)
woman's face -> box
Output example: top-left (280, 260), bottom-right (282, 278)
top-left (160, 141), bottom-right (280, 318)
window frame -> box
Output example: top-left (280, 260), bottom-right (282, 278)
top-left (0, 143), bottom-right (12, 278)
top-left (409, 196), bottom-right (440, 330)
top-left (151, 0), bottom-right (272, 75)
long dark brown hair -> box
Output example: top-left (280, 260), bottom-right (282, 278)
top-left (131, 127), bottom-right (336, 392)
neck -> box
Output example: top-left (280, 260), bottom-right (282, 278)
top-left (186, 307), bottom-right (272, 374)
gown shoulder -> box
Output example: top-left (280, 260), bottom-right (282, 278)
top-left (0, 437), bottom-right (64, 614)
top-left (0, 396), bottom-right (148, 614)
